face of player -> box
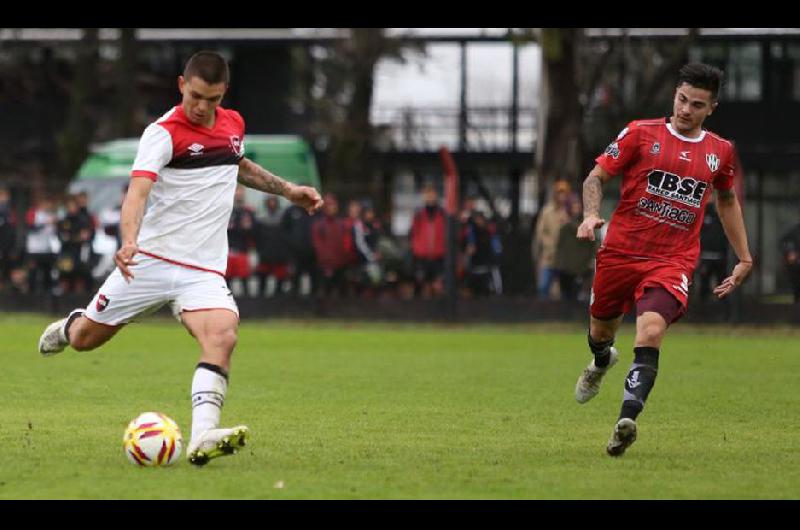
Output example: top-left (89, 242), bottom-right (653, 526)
top-left (671, 83), bottom-right (717, 137)
top-left (179, 75), bottom-right (227, 127)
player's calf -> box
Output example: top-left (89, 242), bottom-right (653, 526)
top-left (618, 346), bottom-right (659, 421)
top-left (38, 309), bottom-right (84, 356)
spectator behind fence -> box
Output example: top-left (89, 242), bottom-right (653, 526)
top-left (342, 199), bottom-right (362, 293)
top-left (533, 180), bottom-right (572, 300)
top-left (343, 199), bottom-right (383, 295)
top-left (410, 184), bottom-right (446, 298)
top-left (56, 195), bottom-right (95, 294)
top-left (464, 210), bottom-right (502, 297)
top-left (695, 203), bottom-right (729, 301)
top-left (0, 187), bottom-right (19, 289)
top-left (554, 197), bottom-right (596, 301)
top-left (25, 197), bottom-right (59, 295)
top-left (780, 221), bottom-right (800, 303)
top-left (226, 186), bottom-right (256, 297)
top-left (311, 193), bottom-right (349, 297)
top-left (98, 185), bottom-right (128, 249)
top-left (355, 202), bottom-right (382, 294)
top-left (282, 195), bottom-right (318, 297)
top-left (255, 195), bottom-right (291, 297)
top-left (75, 191), bottom-right (96, 241)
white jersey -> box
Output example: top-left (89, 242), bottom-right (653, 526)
top-left (131, 105), bottom-right (245, 275)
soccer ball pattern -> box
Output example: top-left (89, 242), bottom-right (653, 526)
top-left (123, 412), bottom-right (183, 467)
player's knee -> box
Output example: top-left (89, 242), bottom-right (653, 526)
top-left (211, 327), bottom-right (238, 353)
top-left (638, 322), bottom-right (665, 345)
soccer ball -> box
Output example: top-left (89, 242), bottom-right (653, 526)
top-left (123, 412), bottom-right (183, 467)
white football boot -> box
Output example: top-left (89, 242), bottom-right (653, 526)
top-left (575, 347), bottom-right (619, 403)
top-left (606, 417), bottom-right (638, 457)
top-left (38, 309), bottom-right (83, 357)
top-left (187, 425), bottom-right (249, 466)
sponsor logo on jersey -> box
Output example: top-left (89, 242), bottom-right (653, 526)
top-left (706, 153), bottom-right (720, 172)
top-left (650, 142), bottom-right (660, 155)
top-left (97, 294), bottom-right (110, 312)
top-left (637, 197), bottom-right (697, 225)
top-left (646, 170), bottom-right (708, 208)
top-left (188, 143), bottom-right (205, 156)
top-left (679, 150), bottom-right (692, 162)
top-left (604, 142), bottom-right (621, 159)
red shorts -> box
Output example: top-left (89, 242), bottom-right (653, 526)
top-left (256, 263), bottom-right (289, 280)
top-left (226, 252), bottom-right (251, 279)
top-left (590, 248), bottom-right (692, 323)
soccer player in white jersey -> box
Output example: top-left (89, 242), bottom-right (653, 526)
top-left (38, 51), bottom-right (324, 466)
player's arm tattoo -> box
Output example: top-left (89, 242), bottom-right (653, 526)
top-left (583, 174), bottom-right (604, 217)
top-left (237, 158), bottom-right (291, 197)
top-left (716, 187), bottom-right (736, 202)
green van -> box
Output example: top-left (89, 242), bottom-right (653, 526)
top-left (69, 134), bottom-right (321, 215)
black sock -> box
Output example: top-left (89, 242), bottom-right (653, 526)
top-left (619, 347), bottom-right (659, 421)
top-left (196, 362), bottom-right (229, 382)
top-left (64, 310), bottom-right (84, 343)
top-left (588, 334), bottom-right (614, 368)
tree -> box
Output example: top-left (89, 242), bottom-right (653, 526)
top-left (535, 28), bottom-right (700, 200)
top-left (304, 28), bottom-right (424, 207)
top-left (55, 28), bottom-right (100, 185)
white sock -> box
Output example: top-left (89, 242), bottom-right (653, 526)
top-left (191, 363), bottom-right (228, 442)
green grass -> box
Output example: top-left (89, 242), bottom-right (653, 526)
top-left (1, 313), bottom-right (799, 499)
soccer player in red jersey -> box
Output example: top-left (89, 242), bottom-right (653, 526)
top-left (574, 64), bottom-right (753, 456)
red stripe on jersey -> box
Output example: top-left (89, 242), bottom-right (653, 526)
top-left (131, 170), bottom-right (157, 181)
top-left (138, 249), bottom-right (226, 277)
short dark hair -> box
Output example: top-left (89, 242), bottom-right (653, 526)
top-left (677, 63), bottom-right (723, 100)
top-left (183, 51), bottom-right (229, 85)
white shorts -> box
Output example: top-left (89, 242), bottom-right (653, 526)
top-left (84, 254), bottom-right (239, 326)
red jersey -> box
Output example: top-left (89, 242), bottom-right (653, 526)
top-left (595, 117), bottom-right (737, 271)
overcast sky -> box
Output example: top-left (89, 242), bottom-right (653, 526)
top-left (373, 33), bottom-right (541, 109)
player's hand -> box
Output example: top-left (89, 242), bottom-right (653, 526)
top-left (286, 184), bottom-right (324, 215)
top-left (577, 215), bottom-right (605, 241)
top-left (713, 260), bottom-right (753, 299)
top-left (115, 243), bottom-right (139, 283)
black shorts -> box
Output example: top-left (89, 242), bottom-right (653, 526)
top-left (414, 258), bottom-right (444, 283)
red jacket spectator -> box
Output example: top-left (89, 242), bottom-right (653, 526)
top-left (410, 206), bottom-right (446, 260)
top-left (312, 211), bottom-right (349, 274)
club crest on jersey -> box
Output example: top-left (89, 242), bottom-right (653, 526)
top-left (646, 169), bottom-right (708, 208)
top-left (604, 142), bottom-right (621, 159)
top-left (650, 142), bottom-right (660, 155)
top-left (96, 294), bottom-right (110, 312)
top-left (229, 135), bottom-right (242, 156)
top-left (706, 153), bottom-right (720, 172)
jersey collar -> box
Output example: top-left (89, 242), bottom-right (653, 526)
top-left (665, 118), bottom-right (706, 143)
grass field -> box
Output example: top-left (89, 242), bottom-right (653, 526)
top-left (1, 313), bottom-right (799, 499)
